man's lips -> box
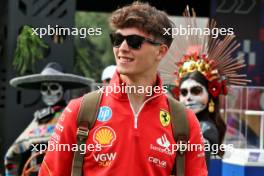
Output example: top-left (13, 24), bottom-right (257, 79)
top-left (118, 56), bottom-right (134, 63)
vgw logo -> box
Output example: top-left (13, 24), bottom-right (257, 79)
top-left (93, 152), bottom-right (117, 167)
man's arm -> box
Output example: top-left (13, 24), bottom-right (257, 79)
top-left (38, 98), bottom-right (81, 176)
top-left (184, 109), bottom-right (208, 176)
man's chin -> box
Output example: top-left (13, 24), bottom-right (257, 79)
top-left (118, 69), bottom-right (135, 76)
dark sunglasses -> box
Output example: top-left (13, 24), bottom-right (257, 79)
top-left (109, 33), bottom-right (161, 49)
top-left (180, 86), bottom-right (203, 96)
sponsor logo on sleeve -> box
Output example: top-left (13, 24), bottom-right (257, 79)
top-left (59, 113), bottom-right (65, 122)
top-left (50, 132), bottom-right (60, 143)
top-left (55, 123), bottom-right (64, 132)
top-left (65, 107), bottom-right (72, 113)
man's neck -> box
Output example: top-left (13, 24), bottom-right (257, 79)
top-left (120, 73), bottom-right (157, 114)
top-left (120, 73), bottom-right (157, 88)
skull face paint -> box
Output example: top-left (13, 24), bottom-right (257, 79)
top-left (40, 82), bottom-right (63, 106)
top-left (179, 79), bottom-right (209, 114)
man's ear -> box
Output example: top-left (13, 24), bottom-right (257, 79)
top-left (156, 44), bottom-right (169, 61)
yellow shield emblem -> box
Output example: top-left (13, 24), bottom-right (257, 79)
top-left (160, 109), bottom-right (170, 127)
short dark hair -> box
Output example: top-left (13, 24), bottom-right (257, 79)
top-left (109, 1), bottom-right (173, 47)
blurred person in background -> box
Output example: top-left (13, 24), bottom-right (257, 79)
top-left (159, 7), bottom-right (250, 168)
top-left (101, 65), bottom-right (117, 84)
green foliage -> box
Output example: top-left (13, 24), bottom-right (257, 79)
top-left (74, 42), bottom-right (104, 80)
top-left (13, 25), bottom-right (48, 75)
top-left (74, 12), bottom-right (115, 82)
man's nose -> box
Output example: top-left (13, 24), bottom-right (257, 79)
top-left (119, 40), bottom-right (130, 51)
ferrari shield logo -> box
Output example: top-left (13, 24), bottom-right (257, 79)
top-left (160, 109), bottom-right (170, 127)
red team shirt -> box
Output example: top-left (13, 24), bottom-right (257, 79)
top-left (39, 73), bottom-right (208, 176)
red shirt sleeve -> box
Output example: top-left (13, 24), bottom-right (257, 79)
top-left (38, 98), bottom-right (81, 176)
top-left (184, 109), bottom-right (208, 176)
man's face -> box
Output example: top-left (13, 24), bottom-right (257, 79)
top-left (179, 79), bottom-right (209, 114)
top-left (112, 28), bottom-right (166, 77)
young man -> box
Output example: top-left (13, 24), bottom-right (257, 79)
top-left (39, 2), bottom-right (207, 176)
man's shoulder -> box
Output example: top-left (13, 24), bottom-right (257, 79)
top-left (68, 96), bottom-right (82, 105)
top-left (63, 96), bottom-right (83, 115)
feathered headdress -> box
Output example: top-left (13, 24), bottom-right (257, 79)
top-left (159, 6), bottom-right (250, 98)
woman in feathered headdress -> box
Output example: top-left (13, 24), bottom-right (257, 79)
top-left (159, 6), bottom-right (250, 167)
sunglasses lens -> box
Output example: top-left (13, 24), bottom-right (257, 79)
top-left (110, 33), bottom-right (144, 49)
top-left (126, 35), bottom-right (144, 49)
top-left (110, 33), bottom-right (124, 47)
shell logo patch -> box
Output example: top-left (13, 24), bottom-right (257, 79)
top-left (93, 126), bottom-right (116, 147)
top-left (160, 109), bottom-right (170, 127)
